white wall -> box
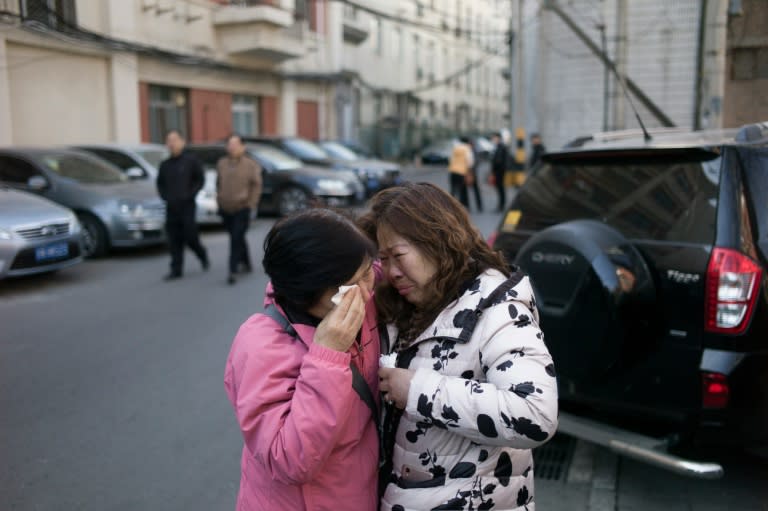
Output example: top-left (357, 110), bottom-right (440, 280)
top-left (6, 43), bottom-right (112, 144)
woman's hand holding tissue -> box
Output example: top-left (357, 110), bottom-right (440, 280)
top-left (379, 367), bottom-right (414, 409)
top-left (314, 285), bottom-right (365, 352)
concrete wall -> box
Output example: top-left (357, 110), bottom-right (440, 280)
top-left (5, 42), bottom-right (112, 144)
top-left (723, 0), bottom-right (768, 127)
top-left (533, 0), bottom-right (703, 149)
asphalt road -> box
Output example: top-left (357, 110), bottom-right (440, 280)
top-left (2, 165), bottom-right (766, 510)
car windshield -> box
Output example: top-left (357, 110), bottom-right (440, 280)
top-left (249, 145), bottom-right (302, 171)
top-left (37, 152), bottom-right (127, 184)
top-left (136, 149), bottom-right (168, 169)
top-left (320, 142), bottom-right (359, 161)
top-left (515, 153), bottom-right (722, 244)
top-left (283, 138), bottom-right (329, 160)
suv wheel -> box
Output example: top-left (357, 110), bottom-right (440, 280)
top-left (515, 220), bottom-right (657, 382)
top-left (277, 187), bottom-right (309, 216)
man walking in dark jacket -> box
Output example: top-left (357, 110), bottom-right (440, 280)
top-left (491, 132), bottom-right (509, 212)
top-left (216, 134), bottom-right (262, 285)
top-left (156, 130), bottom-right (209, 281)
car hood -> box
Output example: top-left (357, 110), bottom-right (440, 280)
top-left (0, 188), bottom-right (73, 228)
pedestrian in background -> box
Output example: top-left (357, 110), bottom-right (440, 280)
top-left (528, 132), bottom-right (547, 170)
top-left (224, 209), bottom-right (381, 511)
top-left (359, 182), bottom-right (558, 511)
top-left (216, 134), bottom-right (262, 286)
top-left (156, 130), bottom-right (209, 281)
top-left (491, 132), bottom-right (509, 212)
top-left (467, 138), bottom-right (483, 213)
top-left (447, 136), bottom-right (473, 208)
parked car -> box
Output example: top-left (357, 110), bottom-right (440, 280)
top-left (490, 123), bottom-right (768, 462)
top-left (242, 136), bottom-right (333, 167)
top-left (418, 139), bottom-right (454, 165)
top-left (318, 140), bottom-right (403, 196)
top-left (0, 187), bottom-right (83, 278)
top-left (186, 143), bottom-right (365, 216)
top-left (0, 148), bottom-right (166, 257)
top-left (73, 144), bottom-right (219, 225)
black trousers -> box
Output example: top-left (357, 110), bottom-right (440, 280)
top-left (449, 172), bottom-right (469, 208)
top-left (469, 174), bottom-right (483, 212)
top-left (493, 169), bottom-right (506, 211)
top-left (221, 208), bottom-right (252, 275)
top-left (165, 200), bottom-right (208, 276)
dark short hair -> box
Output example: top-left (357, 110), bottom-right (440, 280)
top-left (459, 136), bottom-right (471, 144)
top-left (530, 132), bottom-right (541, 139)
top-left (165, 129), bottom-right (185, 140)
top-left (492, 132), bottom-right (502, 138)
top-left (227, 133), bottom-right (244, 145)
top-left (263, 208), bottom-right (377, 311)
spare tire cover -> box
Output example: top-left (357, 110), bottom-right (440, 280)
top-left (514, 220), bottom-right (654, 382)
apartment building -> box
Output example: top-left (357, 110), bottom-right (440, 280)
top-left (0, 0), bottom-right (510, 157)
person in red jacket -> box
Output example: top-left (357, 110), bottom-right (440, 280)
top-left (224, 208), bottom-right (381, 511)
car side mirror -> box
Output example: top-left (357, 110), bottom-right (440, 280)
top-left (27, 175), bottom-right (48, 191)
top-left (126, 166), bottom-right (145, 179)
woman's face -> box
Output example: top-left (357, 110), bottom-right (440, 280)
top-left (377, 226), bottom-right (437, 306)
top-left (310, 258), bottom-right (375, 319)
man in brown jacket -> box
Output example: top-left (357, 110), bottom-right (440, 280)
top-left (217, 134), bottom-right (263, 285)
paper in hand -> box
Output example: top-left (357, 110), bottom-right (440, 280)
top-left (331, 285), bottom-right (357, 306)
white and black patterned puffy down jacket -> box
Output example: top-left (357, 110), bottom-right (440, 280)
top-left (381, 268), bottom-right (558, 511)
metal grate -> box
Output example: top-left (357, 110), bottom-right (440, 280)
top-left (15, 222), bottom-right (69, 240)
top-left (533, 434), bottom-right (576, 481)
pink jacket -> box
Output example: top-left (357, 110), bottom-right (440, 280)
top-left (224, 288), bottom-right (381, 511)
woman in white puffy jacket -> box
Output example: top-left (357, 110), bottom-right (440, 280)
top-left (360, 182), bottom-right (558, 511)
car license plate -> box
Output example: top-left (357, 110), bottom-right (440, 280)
top-left (35, 242), bottom-right (69, 262)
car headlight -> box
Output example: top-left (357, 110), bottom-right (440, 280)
top-left (0, 228), bottom-right (13, 240)
top-left (118, 201), bottom-right (146, 218)
top-left (68, 212), bottom-right (81, 233)
top-left (316, 179), bottom-right (349, 193)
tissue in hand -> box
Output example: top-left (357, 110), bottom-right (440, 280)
top-left (331, 285), bottom-right (357, 306)
top-left (379, 353), bottom-right (397, 368)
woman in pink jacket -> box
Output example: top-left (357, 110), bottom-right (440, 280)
top-left (224, 208), bottom-right (381, 510)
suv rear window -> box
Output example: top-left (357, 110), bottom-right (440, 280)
top-left (515, 154), bottom-right (721, 244)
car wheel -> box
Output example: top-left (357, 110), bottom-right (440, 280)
top-left (277, 187), bottom-right (309, 216)
top-left (514, 220), bottom-right (657, 383)
top-left (78, 213), bottom-right (109, 258)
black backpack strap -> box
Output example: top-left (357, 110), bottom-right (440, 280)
top-left (264, 304), bottom-right (378, 420)
top-left (263, 303), bottom-right (298, 339)
top-left (350, 363), bottom-right (379, 419)
top-left (457, 270), bottom-right (526, 343)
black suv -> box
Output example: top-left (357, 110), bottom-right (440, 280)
top-left (491, 123), bottom-right (768, 450)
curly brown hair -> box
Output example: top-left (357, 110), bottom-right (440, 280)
top-left (358, 182), bottom-right (509, 344)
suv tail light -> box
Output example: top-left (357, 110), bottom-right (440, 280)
top-left (702, 372), bottom-right (729, 408)
top-left (704, 247), bottom-right (762, 334)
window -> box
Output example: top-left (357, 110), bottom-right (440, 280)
top-left (82, 149), bottom-right (148, 177)
top-left (148, 85), bottom-right (189, 144)
top-left (392, 27), bottom-right (403, 59)
top-left (232, 94), bottom-right (259, 136)
top-left (731, 47), bottom-right (768, 80)
top-left (515, 156), bottom-right (722, 244)
top-left (375, 18), bottom-right (383, 55)
top-left (0, 156), bottom-right (40, 184)
top-left (21, 0), bottom-right (76, 28)
top-left (427, 40), bottom-right (435, 82)
top-left (414, 34), bottom-right (421, 81)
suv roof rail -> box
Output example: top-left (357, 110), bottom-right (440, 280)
top-left (735, 122), bottom-right (768, 143)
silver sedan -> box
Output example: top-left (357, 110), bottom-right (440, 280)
top-left (0, 187), bottom-right (83, 278)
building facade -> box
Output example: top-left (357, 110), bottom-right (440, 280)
top-left (0, 0), bottom-right (510, 158)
